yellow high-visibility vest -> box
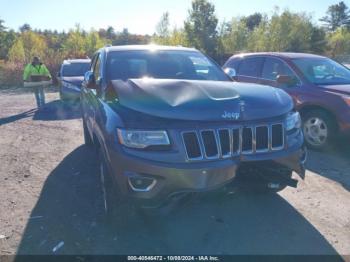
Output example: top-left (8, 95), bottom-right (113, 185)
top-left (23, 63), bottom-right (52, 81)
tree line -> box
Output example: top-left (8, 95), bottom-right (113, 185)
top-left (0, 0), bottom-right (350, 86)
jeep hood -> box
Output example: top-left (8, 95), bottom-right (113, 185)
top-left (111, 79), bottom-right (293, 121)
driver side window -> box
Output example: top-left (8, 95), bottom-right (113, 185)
top-left (262, 58), bottom-right (295, 81)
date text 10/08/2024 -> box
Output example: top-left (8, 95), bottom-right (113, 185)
top-left (127, 256), bottom-right (220, 261)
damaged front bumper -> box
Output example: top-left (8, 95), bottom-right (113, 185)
top-left (105, 139), bottom-right (307, 207)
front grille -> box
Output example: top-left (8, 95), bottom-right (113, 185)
top-left (201, 130), bottom-right (219, 158)
top-left (242, 127), bottom-right (253, 153)
top-left (256, 126), bottom-right (269, 152)
top-left (182, 132), bottom-right (202, 159)
top-left (182, 123), bottom-right (285, 161)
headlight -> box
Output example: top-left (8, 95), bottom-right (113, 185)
top-left (117, 129), bottom-right (170, 149)
top-left (285, 111), bottom-right (301, 131)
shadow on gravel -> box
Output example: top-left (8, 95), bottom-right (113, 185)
top-left (306, 138), bottom-right (350, 191)
top-left (33, 100), bottom-right (81, 121)
top-left (0, 100), bottom-right (81, 125)
top-left (0, 109), bottom-right (36, 126)
top-left (15, 145), bottom-right (341, 257)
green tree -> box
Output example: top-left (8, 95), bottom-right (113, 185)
top-left (85, 30), bottom-right (105, 57)
top-left (62, 25), bottom-right (86, 58)
top-left (8, 31), bottom-right (47, 63)
top-left (168, 27), bottom-right (189, 46)
top-left (19, 23), bottom-right (31, 33)
top-left (21, 31), bottom-right (47, 62)
top-left (8, 38), bottom-right (25, 63)
top-left (153, 12), bottom-right (171, 45)
top-left (106, 26), bottom-right (115, 40)
top-left (0, 18), bottom-right (6, 32)
top-left (247, 16), bottom-right (270, 51)
top-left (0, 19), bottom-right (17, 60)
top-left (0, 30), bottom-right (16, 59)
top-left (156, 12), bottom-right (170, 38)
top-left (242, 13), bottom-right (262, 31)
top-left (113, 28), bottom-right (131, 45)
top-left (269, 10), bottom-right (313, 51)
top-left (327, 28), bottom-right (350, 58)
top-left (320, 1), bottom-right (350, 31)
top-left (247, 10), bottom-right (321, 53)
top-left (220, 18), bottom-right (250, 54)
top-left (184, 0), bottom-right (218, 57)
top-left (310, 27), bottom-right (327, 54)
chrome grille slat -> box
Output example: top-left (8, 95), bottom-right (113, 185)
top-left (182, 131), bottom-right (203, 161)
top-left (242, 127), bottom-right (253, 154)
top-left (182, 123), bottom-right (285, 161)
top-left (252, 127), bottom-right (257, 153)
top-left (271, 124), bottom-right (285, 150)
top-left (200, 130), bottom-right (220, 159)
top-left (218, 129), bottom-right (231, 158)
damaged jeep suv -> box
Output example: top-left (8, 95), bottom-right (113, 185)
top-left (81, 45), bottom-right (307, 215)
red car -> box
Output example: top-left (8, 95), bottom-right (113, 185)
top-left (224, 52), bottom-right (350, 150)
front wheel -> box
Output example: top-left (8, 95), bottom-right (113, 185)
top-left (302, 110), bottom-right (336, 151)
top-left (98, 150), bottom-right (133, 222)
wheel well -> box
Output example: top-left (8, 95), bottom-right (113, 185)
top-left (299, 105), bottom-right (338, 130)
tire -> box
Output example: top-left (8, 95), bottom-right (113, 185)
top-left (302, 109), bottom-right (336, 151)
top-left (98, 149), bottom-right (133, 223)
top-left (83, 118), bottom-right (93, 147)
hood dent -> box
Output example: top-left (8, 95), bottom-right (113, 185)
top-left (111, 79), bottom-right (293, 121)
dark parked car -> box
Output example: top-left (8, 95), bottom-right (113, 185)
top-left (81, 45), bottom-right (306, 217)
top-left (224, 53), bottom-right (350, 150)
top-left (57, 59), bottom-right (91, 101)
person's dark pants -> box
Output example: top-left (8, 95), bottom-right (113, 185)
top-left (33, 86), bottom-right (45, 108)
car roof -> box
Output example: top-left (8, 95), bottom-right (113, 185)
top-left (102, 45), bottom-right (197, 52)
top-left (63, 59), bottom-right (91, 64)
top-left (231, 52), bottom-right (326, 60)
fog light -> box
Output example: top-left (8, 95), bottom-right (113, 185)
top-left (128, 176), bottom-right (157, 192)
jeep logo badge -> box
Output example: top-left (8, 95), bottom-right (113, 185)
top-left (222, 111), bottom-right (240, 120)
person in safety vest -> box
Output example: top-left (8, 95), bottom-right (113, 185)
top-left (23, 56), bottom-right (52, 108)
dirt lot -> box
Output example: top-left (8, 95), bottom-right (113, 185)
top-left (0, 89), bottom-right (350, 257)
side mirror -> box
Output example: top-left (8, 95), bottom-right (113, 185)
top-left (56, 71), bottom-right (61, 78)
top-left (84, 71), bottom-right (96, 89)
top-left (224, 67), bottom-right (237, 80)
top-left (276, 75), bottom-right (297, 87)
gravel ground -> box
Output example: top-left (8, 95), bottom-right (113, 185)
top-left (0, 89), bottom-right (349, 258)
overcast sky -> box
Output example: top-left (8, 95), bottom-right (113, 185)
top-left (0, 0), bottom-right (338, 34)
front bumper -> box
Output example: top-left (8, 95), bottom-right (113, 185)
top-left (105, 139), bottom-right (306, 207)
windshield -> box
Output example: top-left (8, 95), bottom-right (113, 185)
top-left (292, 57), bottom-right (350, 85)
top-left (62, 62), bottom-right (90, 77)
top-left (106, 50), bottom-right (230, 81)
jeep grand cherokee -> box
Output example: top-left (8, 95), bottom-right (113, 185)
top-left (80, 45), bottom-right (306, 216)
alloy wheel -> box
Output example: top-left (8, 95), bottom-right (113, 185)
top-left (303, 117), bottom-right (328, 147)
